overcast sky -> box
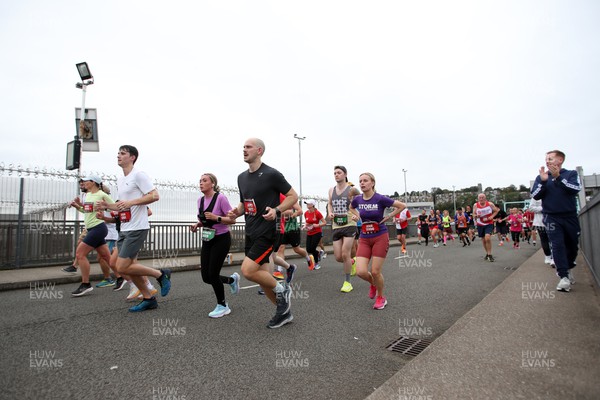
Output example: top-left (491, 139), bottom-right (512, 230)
top-left (1, 0), bottom-right (599, 200)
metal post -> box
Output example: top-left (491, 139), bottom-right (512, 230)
top-left (453, 185), bottom-right (456, 215)
top-left (402, 169), bottom-right (408, 204)
top-left (15, 178), bottom-right (25, 268)
top-left (294, 134), bottom-right (306, 223)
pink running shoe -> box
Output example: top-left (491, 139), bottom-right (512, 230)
top-left (369, 285), bottom-right (377, 299)
top-left (373, 296), bottom-right (387, 310)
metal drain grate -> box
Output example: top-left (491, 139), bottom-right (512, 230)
top-left (386, 336), bottom-right (433, 357)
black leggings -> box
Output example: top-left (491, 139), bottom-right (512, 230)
top-left (511, 231), bottom-right (521, 244)
top-left (306, 232), bottom-right (322, 263)
top-left (200, 232), bottom-right (233, 306)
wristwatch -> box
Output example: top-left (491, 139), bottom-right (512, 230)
top-left (217, 216), bottom-right (222, 223)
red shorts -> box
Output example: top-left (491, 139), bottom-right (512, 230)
top-left (356, 234), bottom-right (389, 259)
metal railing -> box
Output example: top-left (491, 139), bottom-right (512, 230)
top-left (579, 192), bottom-right (600, 287)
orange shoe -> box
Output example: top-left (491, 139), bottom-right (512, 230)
top-left (273, 271), bottom-right (285, 280)
top-left (308, 255), bottom-right (315, 271)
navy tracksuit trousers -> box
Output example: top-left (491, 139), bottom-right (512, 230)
top-left (543, 214), bottom-right (580, 278)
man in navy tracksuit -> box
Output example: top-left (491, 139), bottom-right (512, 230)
top-left (531, 150), bottom-right (581, 292)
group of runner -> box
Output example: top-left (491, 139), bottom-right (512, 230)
top-left (63, 141), bottom-right (579, 328)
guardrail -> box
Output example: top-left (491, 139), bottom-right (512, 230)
top-left (579, 193), bottom-right (600, 287)
top-left (0, 220), bottom-right (420, 269)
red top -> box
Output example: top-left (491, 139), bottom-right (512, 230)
top-left (304, 209), bottom-right (324, 236)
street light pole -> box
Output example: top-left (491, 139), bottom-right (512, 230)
top-left (453, 185), bottom-right (456, 215)
top-left (402, 169), bottom-right (408, 204)
top-left (294, 134), bottom-right (306, 223)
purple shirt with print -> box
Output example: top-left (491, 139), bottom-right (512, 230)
top-left (197, 193), bottom-right (232, 236)
top-left (351, 193), bottom-right (395, 238)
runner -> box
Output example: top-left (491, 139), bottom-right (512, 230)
top-left (494, 207), bottom-right (509, 246)
top-left (473, 193), bottom-right (500, 262)
top-left (227, 138), bottom-right (297, 328)
top-left (418, 210), bottom-right (430, 246)
top-left (455, 207), bottom-right (470, 247)
top-left (303, 199), bottom-right (326, 270)
top-left (349, 172), bottom-right (405, 310)
top-left (507, 208), bottom-right (523, 249)
top-left (99, 145), bottom-right (172, 312)
top-left (62, 179), bottom-right (88, 274)
top-left (428, 210), bottom-right (440, 248)
top-left (327, 166), bottom-right (361, 293)
top-left (94, 185), bottom-right (125, 289)
top-left (190, 173), bottom-right (239, 318)
top-left (528, 198), bottom-right (553, 265)
top-left (523, 208), bottom-right (534, 244)
top-left (441, 210), bottom-right (455, 246)
top-left (393, 207), bottom-right (411, 253)
top-left (276, 198), bottom-right (314, 271)
top-left (464, 205), bottom-right (476, 243)
top-left (69, 175), bottom-right (114, 296)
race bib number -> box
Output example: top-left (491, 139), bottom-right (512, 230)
top-left (244, 199), bottom-right (257, 216)
top-left (361, 221), bottom-right (380, 235)
top-left (334, 215), bottom-right (348, 225)
top-left (202, 228), bottom-right (216, 241)
top-left (110, 211), bottom-right (119, 218)
top-left (119, 209), bottom-right (132, 223)
top-left (83, 203), bottom-right (94, 212)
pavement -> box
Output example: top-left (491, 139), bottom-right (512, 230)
top-left (1, 238), bottom-right (599, 399)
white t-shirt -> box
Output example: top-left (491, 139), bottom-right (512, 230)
top-left (104, 211), bottom-right (119, 241)
top-left (116, 168), bottom-right (155, 231)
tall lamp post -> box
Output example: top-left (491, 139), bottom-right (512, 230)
top-left (452, 185), bottom-right (456, 215)
top-left (294, 134), bottom-right (306, 223)
top-left (402, 169), bottom-right (408, 204)
top-left (72, 62), bottom-right (94, 177)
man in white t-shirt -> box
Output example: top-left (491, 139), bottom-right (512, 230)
top-left (99, 145), bottom-right (171, 312)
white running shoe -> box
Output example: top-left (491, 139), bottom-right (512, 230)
top-left (556, 277), bottom-right (571, 292)
top-left (544, 256), bottom-right (552, 265)
top-left (568, 270), bottom-right (575, 285)
top-left (126, 284), bottom-right (140, 301)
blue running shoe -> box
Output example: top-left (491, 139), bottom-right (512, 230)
top-left (158, 269), bottom-right (172, 296)
top-left (208, 304), bottom-right (231, 318)
top-left (96, 278), bottom-right (115, 288)
top-left (286, 264), bottom-right (297, 284)
top-left (128, 297), bottom-right (158, 312)
top-left (230, 273), bottom-right (240, 295)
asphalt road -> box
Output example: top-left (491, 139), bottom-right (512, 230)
top-left (0, 239), bottom-right (537, 400)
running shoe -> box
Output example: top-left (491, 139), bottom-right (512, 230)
top-left (433, 243), bottom-right (439, 248)
top-left (369, 284), bottom-right (377, 299)
top-left (208, 304), bottom-right (231, 318)
top-left (314, 263), bottom-right (321, 270)
top-left (488, 255), bottom-right (495, 262)
top-left (340, 281), bottom-right (353, 293)
top-left (568, 270), bottom-right (575, 285)
top-left (544, 256), bottom-right (552, 265)
top-left (351, 257), bottom-right (356, 276)
top-left (257, 289), bottom-right (265, 295)
top-left (401, 246), bottom-right (407, 254)
top-left (273, 271), bottom-right (285, 280)
top-left (126, 285), bottom-right (141, 301)
top-left (62, 265), bottom-right (77, 274)
top-left (308, 255), bottom-right (315, 271)
top-left (113, 277), bottom-right (127, 291)
top-left (556, 277), bottom-right (571, 292)
top-left (136, 287), bottom-right (158, 300)
top-left (484, 255), bottom-right (490, 261)
top-left (286, 265), bottom-right (296, 284)
top-left (498, 242), bottom-right (503, 246)
top-left (319, 250), bottom-right (326, 261)
top-left (71, 283), bottom-right (93, 297)
top-left (96, 278), bottom-right (115, 288)
top-left (230, 272), bottom-right (240, 295)
top-left (373, 296), bottom-right (387, 310)
top-left (267, 311), bottom-right (293, 329)
top-left (157, 268), bottom-right (172, 296)
top-left (129, 297), bottom-right (158, 312)
top-left (533, 241), bottom-right (536, 246)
